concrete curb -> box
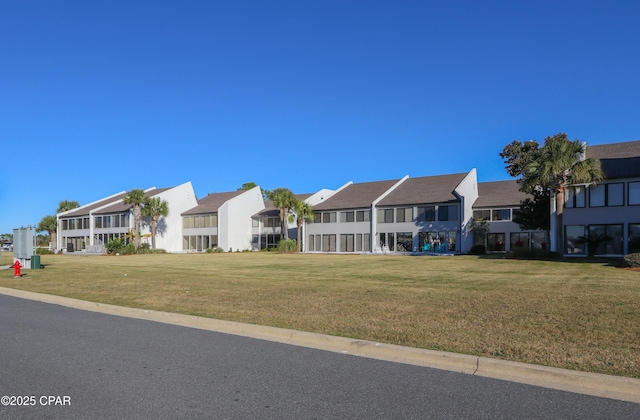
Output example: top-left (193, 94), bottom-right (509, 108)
top-left (1, 286), bottom-right (639, 404)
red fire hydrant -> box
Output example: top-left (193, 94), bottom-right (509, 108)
top-left (12, 260), bottom-right (21, 277)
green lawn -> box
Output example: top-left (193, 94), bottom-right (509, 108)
top-left (1, 252), bottom-right (639, 378)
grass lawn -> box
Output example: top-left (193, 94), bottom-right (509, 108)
top-left (1, 251), bottom-right (639, 378)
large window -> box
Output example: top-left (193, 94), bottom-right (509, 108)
top-left (356, 210), bottom-right (370, 222)
top-left (629, 224), bottom-right (640, 254)
top-left (340, 211), bottom-right (355, 223)
top-left (629, 182), bottom-right (640, 206)
top-left (487, 233), bottom-right (505, 252)
top-left (377, 209), bottom-right (394, 223)
top-left (438, 205), bottom-right (458, 221)
top-left (588, 224), bottom-right (623, 255)
top-left (564, 185), bottom-right (586, 208)
top-left (565, 225), bottom-right (586, 255)
top-left (589, 183), bottom-right (624, 207)
top-left (531, 232), bottom-right (547, 249)
top-left (183, 214), bottom-right (218, 228)
top-left (322, 234), bottom-right (336, 252)
top-left (396, 232), bottom-right (413, 252)
top-left (473, 210), bottom-right (491, 221)
top-left (340, 234), bottom-right (355, 252)
top-left (322, 212), bottom-right (337, 223)
top-left (183, 235), bottom-right (218, 251)
top-left (510, 232), bottom-right (530, 249)
top-left (491, 209), bottom-right (511, 221)
top-left (355, 233), bottom-right (371, 252)
top-left (395, 208), bottom-right (413, 223)
top-left (417, 206), bottom-right (436, 222)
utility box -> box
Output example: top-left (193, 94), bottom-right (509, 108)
top-left (31, 255), bottom-right (41, 269)
top-left (13, 226), bottom-right (36, 269)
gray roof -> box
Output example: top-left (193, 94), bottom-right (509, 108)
top-left (377, 173), bottom-right (468, 206)
top-left (253, 194), bottom-right (313, 218)
top-left (94, 188), bottom-right (172, 215)
top-left (313, 179), bottom-right (401, 211)
top-left (61, 192), bottom-right (128, 218)
top-left (587, 140), bottom-right (640, 179)
top-left (474, 180), bottom-right (531, 208)
top-left (181, 190), bottom-right (244, 215)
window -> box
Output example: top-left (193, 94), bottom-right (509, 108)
top-left (252, 218), bottom-right (259, 227)
top-left (473, 210), bottom-right (491, 221)
top-left (322, 212), bottom-right (337, 223)
top-left (510, 232), bottom-right (530, 249)
top-left (590, 183), bottom-right (624, 207)
top-left (395, 208), bottom-right (413, 223)
top-left (564, 186), bottom-right (586, 208)
top-left (377, 209), bottom-right (394, 223)
top-left (437, 206), bottom-right (449, 221)
top-left (265, 217), bottom-right (280, 228)
top-left (438, 205), bottom-right (458, 222)
top-left (313, 212), bottom-right (322, 223)
top-left (62, 220), bottom-right (68, 230)
top-left (396, 232), bottom-right (412, 252)
top-left (487, 233), bottom-right (505, 252)
top-left (322, 234), bottom-right (336, 252)
top-left (340, 234), bottom-right (355, 252)
top-left (629, 224), bottom-right (640, 254)
top-left (356, 210), bottom-right (370, 222)
top-left (340, 211), bottom-right (354, 223)
top-left (565, 225), bottom-right (586, 255)
top-left (531, 232), bottom-right (547, 250)
top-left (491, 209), bottom-right (511, 221)
top-left (417, 206), bottom-right (435, 222)
top-left (588, 224), bottom-right (623, 255)
top-left (629, 182), bottom-right (640, 205)
top-left (95, 217), bottom-right (102, 228)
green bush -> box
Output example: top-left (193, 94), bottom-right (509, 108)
top-left (106, 238), bottom-right (125, 254)
top-left (123, 243), bottom-right (136, 255)
top-left (468, 245), bottom-right (486, 255)
top-left (623, 253), bottom-right (640, 268)
top-left (512, 247), bottom-right (560, 260)
top-left (36, 248), bottom-right (55, 255)
top-left (278, 239), bottom-right (297, 253)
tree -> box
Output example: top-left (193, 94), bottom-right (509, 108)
top-left (289, 199), bottom-right (314, 252)
top-left (37, 215), bottom-right (58, 252)
top-left (123, 189), bottom-right (146, 250)
top-left (500, 133), bottom-right (604, 252)
top-left (267, 188), bottom-right (297, 241)
top-left (512, 189), bottom-right (550, 232)
top-left (142, 197), bottom-right (169, 249)
top-left (238, 182), bottom-right (257, 191)
top-left (57, 200), bottom-right (80, 214)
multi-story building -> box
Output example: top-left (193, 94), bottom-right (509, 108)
top-left (563, 140), bottom-right (640, 256)
top-left (57, 182), bottom-right (197, 253)
top-left (181, 187), bottom-right (264, 252)
top-left (306, 170), bottom-right (478, 253)
top-left (54, 139), bottom-right (640, 256)
top-left (472, 180), bottom-right (547, 252)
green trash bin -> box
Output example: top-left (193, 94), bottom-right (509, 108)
top-left (31, 255), bottom-right (41, 269)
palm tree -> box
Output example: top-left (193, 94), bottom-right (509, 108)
top-left (37, 215), bottom-right (58, 252)
top-left (289, 199), bottom-right (314, 252)
top-left (123, 189), bottom-right (146, 250)
top-left (57, 200), bottom-right (80, 214)
top-left (521, 134), bottom-right (604, 251)
top-left (267, 188), bottom-right (297, 241)
top-left (142, 197), bottom-right (169, 249)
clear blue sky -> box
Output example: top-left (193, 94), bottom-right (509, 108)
top-left (1, 0), bottom-right (639, 235)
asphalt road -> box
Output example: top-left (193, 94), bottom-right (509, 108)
top-left (1, 294), bottom-right (638, 419)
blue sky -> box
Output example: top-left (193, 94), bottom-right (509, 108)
top-left (1, 0), bottom-right (639, 235)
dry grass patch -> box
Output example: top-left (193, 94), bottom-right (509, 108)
top-left (1, 252), bottom-right (639, 378)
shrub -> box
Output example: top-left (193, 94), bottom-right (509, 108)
top-left (623, 253), bottom-right (640, 268)
top-left (468, 245), bottom-right (486, 255)
top-left (512, 247), bottom-right (561, 260)
top-left (278, 239), bottom-right (297, 253)
top-left (106, 238), bottom-right (125, 254)
top-left (123, 243), bottom-right (136, 255)
top-left (36, 248), bottom-right (55, 255)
